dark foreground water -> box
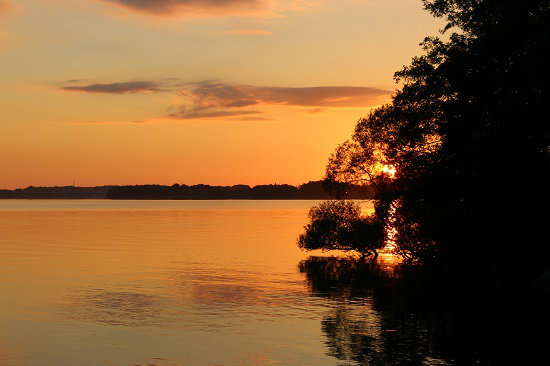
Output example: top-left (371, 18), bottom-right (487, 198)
top-left (0, 200), bottom-right (547, 366)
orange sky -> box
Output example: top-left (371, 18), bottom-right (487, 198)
top-left (0, 0), bottom-right (442, 188)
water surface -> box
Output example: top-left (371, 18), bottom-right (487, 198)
top-left (0, 200), bottom-right (362, 366)
top-left (1, 200), bottom-right (543, 366)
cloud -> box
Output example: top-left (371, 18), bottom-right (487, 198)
top-left (249, 85), bottom-right (391, 107)
top-left (60, 78), bottom-right (391, 122)
top-left (62, 81), bottom-right (162, 94)
top-left (99, 0), bottom-right (272, 18)
top-left (167, 108), bottom-right (261, 120)
top-left (225, 29), bottom-right (273, 35)
top-left (226, 99), bottom-right (258, 107)
top-left (168, 82), bottom-right (391, 120)
top-left (185, 82), bottom-right (390, 107)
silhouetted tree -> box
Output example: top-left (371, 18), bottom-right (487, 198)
top-left (298, 201), bottom-right (385, 257)
top-left (301, 0), bottom-right (550, 281)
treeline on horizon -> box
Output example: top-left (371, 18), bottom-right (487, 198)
top-left (0, 181), bottom-right (374, 200)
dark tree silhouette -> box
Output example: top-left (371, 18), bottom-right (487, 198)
top-left (298, 201), bottom-right (385, 257)
top-left (301, 0), bottom-right (550, 282)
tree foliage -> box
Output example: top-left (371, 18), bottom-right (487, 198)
top-left (298, 201), bottom-right (385, 257)
top-left (301, 0), bottom-right (550, 276)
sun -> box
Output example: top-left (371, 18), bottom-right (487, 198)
top-left (382, 164), bottom-right (396, 178)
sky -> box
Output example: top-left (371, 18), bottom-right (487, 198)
top-left (0, 0), bottom-right (442, 189)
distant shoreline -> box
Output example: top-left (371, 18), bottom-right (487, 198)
top-left (0, 198), bottom-right (358, 201)
top-left (0, 181), bottom-right (374, 200)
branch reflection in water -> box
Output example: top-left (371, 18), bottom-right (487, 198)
top-left (298, 255), bottom-right (549, 366)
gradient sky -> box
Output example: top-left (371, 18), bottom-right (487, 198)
top-left (0, 0), bottom-right (442, 188)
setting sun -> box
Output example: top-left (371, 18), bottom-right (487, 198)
top-left (383, 164), bottom-right (396, 178)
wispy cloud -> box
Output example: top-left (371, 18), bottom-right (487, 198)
top-left (225, 29), bottom-right (272, 35)
top-left (59, 78), bottom-right (391, 121)
top-left (99, 0), bottom-right (273, 18)
top-left (168, 81), bottom-right (391, 119)
top-left (167, 108), bottom-right (261, 120)
top-left (62, 81), bottom-right (163, 94)
top-left (184, 82), bottom-right (390, 107)
top-left (250, 85), bottom-right (390, 107)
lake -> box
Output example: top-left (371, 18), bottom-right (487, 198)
top-left (0, 200), bottom-right (356, 366)
top-left (0, 200), bottom-right (545, 366)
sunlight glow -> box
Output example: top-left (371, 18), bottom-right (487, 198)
top-left (382, 165), bottom-right (396, 178)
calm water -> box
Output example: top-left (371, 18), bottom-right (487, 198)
top-left (0, 200), bottom-right (546, 366)
top-left (0, 200), bottom-right (361, 366)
